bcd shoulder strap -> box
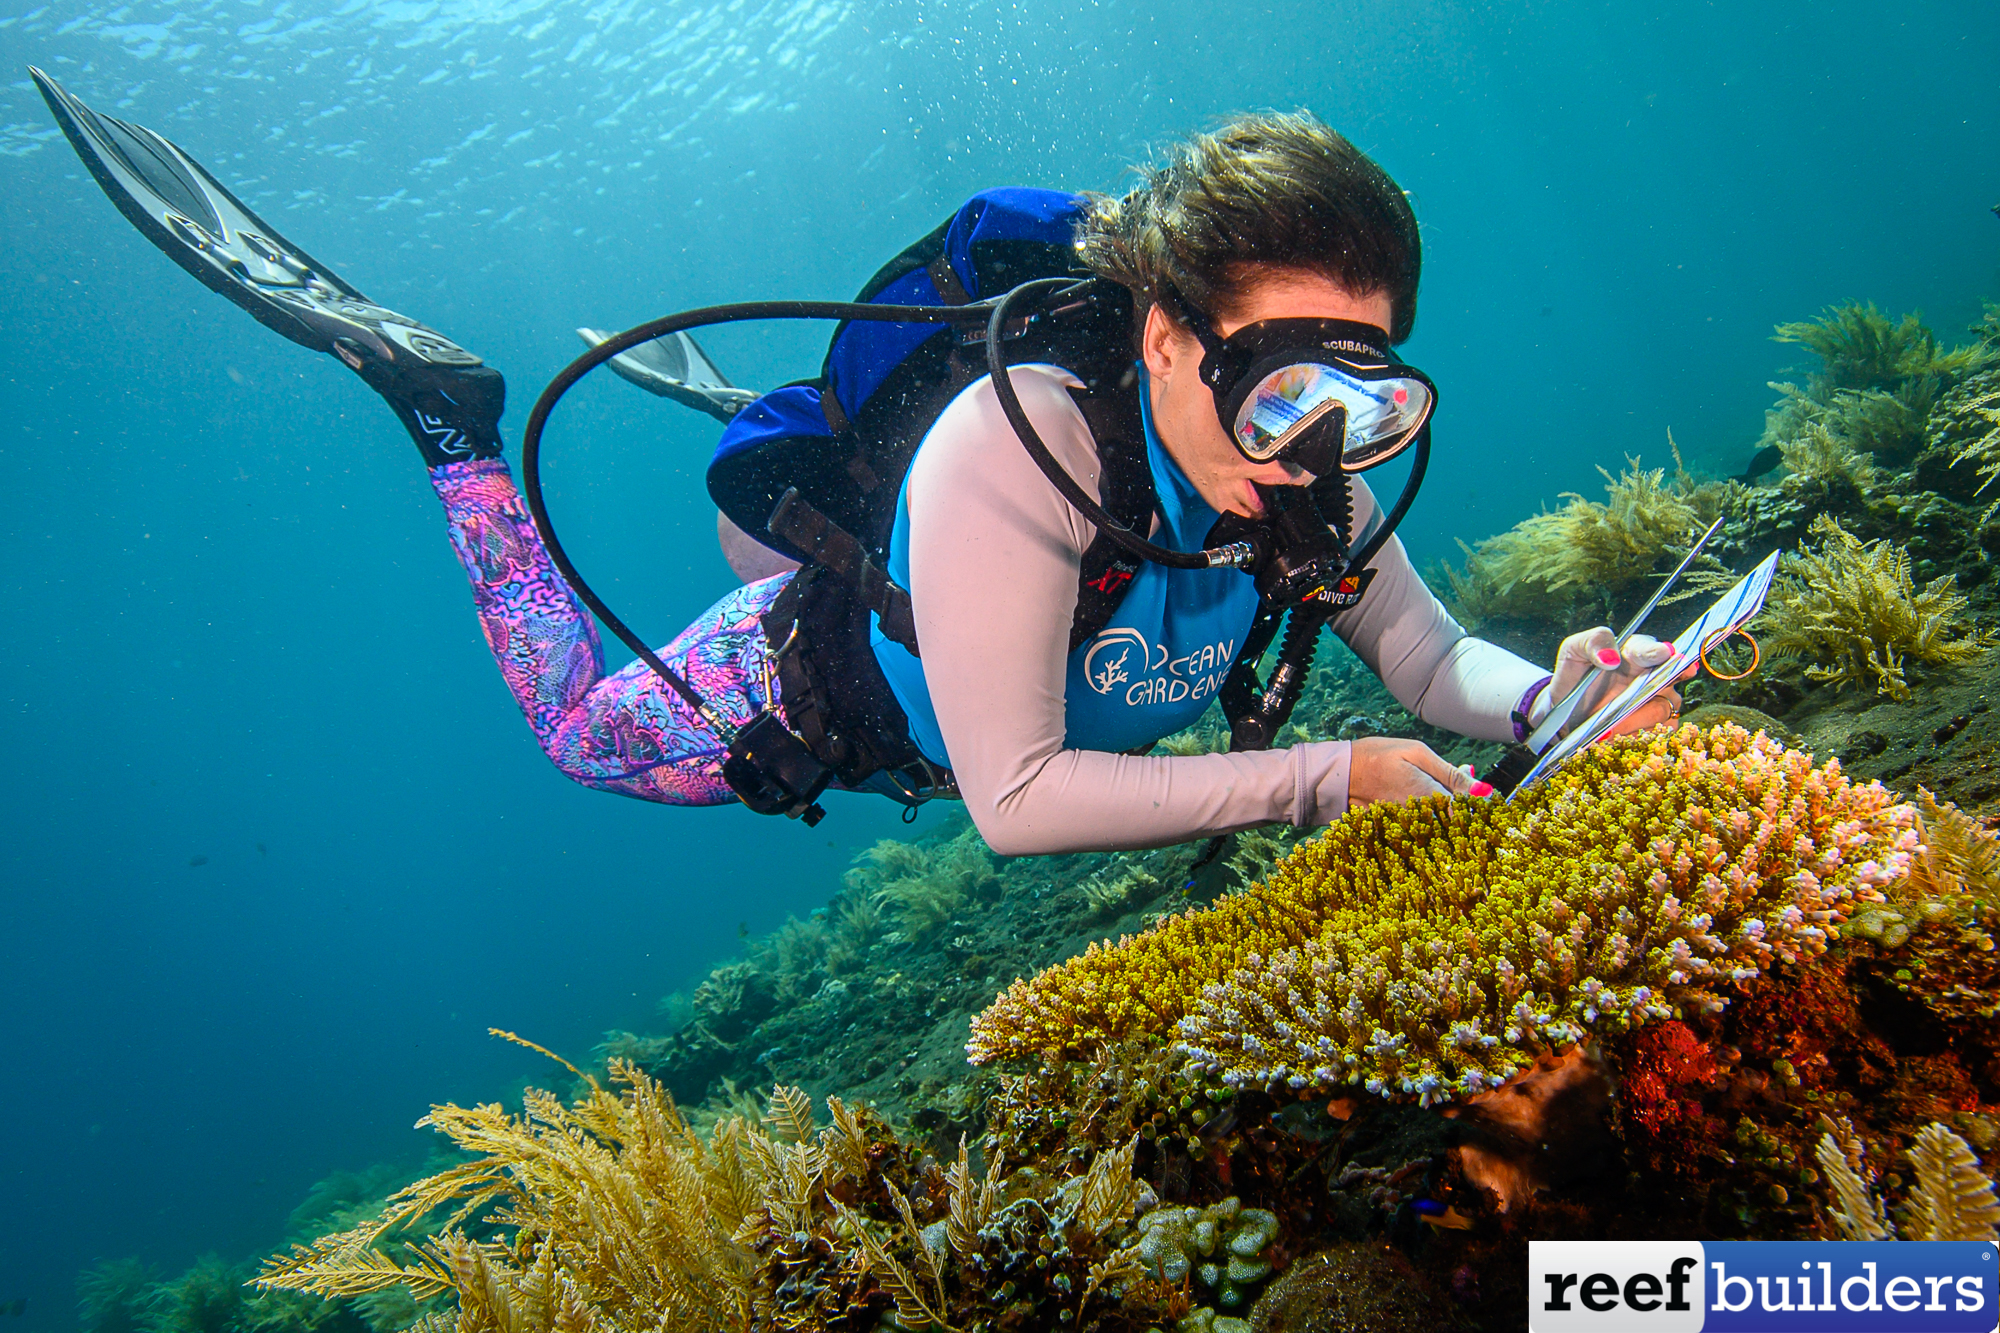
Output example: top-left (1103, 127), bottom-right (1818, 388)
top-left (1067, 373), bottom-right (1152, 652)
top-left (766, 487), bottom-right (918, 652)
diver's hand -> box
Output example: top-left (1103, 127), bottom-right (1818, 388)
top-left (1548, 627), bottom-right (1693, 739)
top-left (1347, 736), bottom-right (1488, 809)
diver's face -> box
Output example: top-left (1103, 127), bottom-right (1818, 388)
top-left (1142, 271), bottom-right (1397, 519)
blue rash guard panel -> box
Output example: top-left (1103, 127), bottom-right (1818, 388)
top-left (871, 367), bottom-right (1261, 769)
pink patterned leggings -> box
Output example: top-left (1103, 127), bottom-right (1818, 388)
top-left (431, 457), bottom-right (783, 806)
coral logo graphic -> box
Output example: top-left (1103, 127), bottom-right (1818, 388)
top-left (1530, 1241), bottom-right (1997, 1332)
top-left (1080, 627), bottom-right (1236, 706)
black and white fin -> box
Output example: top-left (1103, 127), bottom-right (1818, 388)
top-left (575, 326), bottom-right (759, 422)
top-left (32, 65), bottom-right (482, 372)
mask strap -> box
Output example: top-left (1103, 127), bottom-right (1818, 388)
top-left (1159, 285), bottom-right (1227, 358)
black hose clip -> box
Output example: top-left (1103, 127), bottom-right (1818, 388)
top-left (721, 711), bottom-right (833, 826)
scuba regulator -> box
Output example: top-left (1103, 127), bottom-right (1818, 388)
top-left (981, 279), bottom-right (1434, 762)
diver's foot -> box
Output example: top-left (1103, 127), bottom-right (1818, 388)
top-left (575, 326), bottom-right (759, 423)
top-left (336, 340), bottom-right (505, 467)
top-left (31, 65), bottom-right (503, 466)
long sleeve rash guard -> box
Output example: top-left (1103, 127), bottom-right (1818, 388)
top-left (902, 366), bottom-right (1549, 856)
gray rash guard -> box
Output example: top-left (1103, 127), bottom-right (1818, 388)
top-left (900, 365), bottom-right (1551, 857)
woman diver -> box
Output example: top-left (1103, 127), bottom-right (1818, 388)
top-left (32, 73), bottom-right (1681, 855)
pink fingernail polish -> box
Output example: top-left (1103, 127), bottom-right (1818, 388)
top-left (1596, 648), bottom-right (1621, 668)
top-left (1469, 781), bottom-right (1495, 797)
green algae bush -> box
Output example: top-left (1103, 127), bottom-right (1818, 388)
top-left (256, 1072), bottom-right (1172, 1333)
top-left (1773, 302), bottom-right (1994, 399)
top-left (1759, 514), bottom-right (1992, 698)
top-left (1438, 453), bottom-right (1731, 629)
top-left (1761, 302), bottom-right (1994, 471)
top-left (846, 824), bottom-right (999, 943)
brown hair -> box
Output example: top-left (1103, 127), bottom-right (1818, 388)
top-left (1076, 111), bottom-right (1421, 343)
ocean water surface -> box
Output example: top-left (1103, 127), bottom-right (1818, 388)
top-left (0, 0), bottom-right (1994, 1325)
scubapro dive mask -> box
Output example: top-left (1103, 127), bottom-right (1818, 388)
top-left (1165, 289), bottom-right (1436, 479)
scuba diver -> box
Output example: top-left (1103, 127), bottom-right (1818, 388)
top-left (34, 69), bottom-right (1682, 854)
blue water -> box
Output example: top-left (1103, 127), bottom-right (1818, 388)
top-left (0, 0), bottom-right (1993, 1323)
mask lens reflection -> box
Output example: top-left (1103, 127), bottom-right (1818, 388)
top-left (1231, 362), bottom-right (1431, 471)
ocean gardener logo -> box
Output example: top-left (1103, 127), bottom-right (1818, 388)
top-left (1530, 1241), bottom-right (1998, 1332)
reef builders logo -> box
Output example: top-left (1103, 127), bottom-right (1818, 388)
top-left (1529, 1241), bottom-right (1997, 1332)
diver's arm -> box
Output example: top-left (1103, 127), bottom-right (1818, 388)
top-left (905, 368), bottom-right (1353, 856)
top-left (1330, 478), bottom-right (1550, 743)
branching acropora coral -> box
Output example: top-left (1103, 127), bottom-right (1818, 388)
top-left (969, 725), bottom-right (1914, 1106)
top-left (1760, 514), bottom-right (1992, 698)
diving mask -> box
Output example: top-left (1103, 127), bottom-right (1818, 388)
top-left (1165, 289), bottom-right (1436, 479)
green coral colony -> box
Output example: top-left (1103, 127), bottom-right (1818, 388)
top-left (98, 300), bottom-right (2000, 1331)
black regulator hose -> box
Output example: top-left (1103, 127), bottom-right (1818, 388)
top-left (1341, 428), bottom-right (1430, 584)
top-left (983, 279), bottom-right (1244, 572)
top-left (519, 276), bottom-right (1412, 737)
top-left (519, 298), bottom-right (990, 735)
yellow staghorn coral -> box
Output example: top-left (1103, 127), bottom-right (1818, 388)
top-left (1759, 514), bottom-right (1992, 698)
top-left (969, 725), bottom-right (1916, 1106)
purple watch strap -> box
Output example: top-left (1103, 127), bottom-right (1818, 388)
top-left (1511, 675), bottom-right (1554, 743)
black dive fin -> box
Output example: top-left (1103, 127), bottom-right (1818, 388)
top-left (575, 326), bottom-right (759, 422)
top-left (31, 65), bottom-right (483, 372)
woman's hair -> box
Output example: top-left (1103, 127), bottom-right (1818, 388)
top-left (1076, 111), bottom-right (1421, 344)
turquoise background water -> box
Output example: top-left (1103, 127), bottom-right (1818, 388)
top-left (1, 0), bottom-right (1995, 1323)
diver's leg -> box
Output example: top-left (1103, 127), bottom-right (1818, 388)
top-left (433, 458), bottom-right (788, 805)
top-left (35, 68), bottom-right (773, 806)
